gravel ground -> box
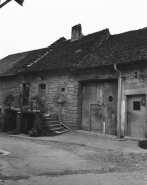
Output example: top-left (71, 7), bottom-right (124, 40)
top-left (0, 134), bottom-right (147, 185)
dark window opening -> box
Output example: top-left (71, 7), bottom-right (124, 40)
top-left (39, 84), bottom-right (46, 97)
top-left (133, 101), bottom-right (140, 110)
top-left (22, 84), bottom-right (30, 105)
top-left (61, 88), bottom-right (65, 92)
top-left (109, 96), bottom-right (113, 102)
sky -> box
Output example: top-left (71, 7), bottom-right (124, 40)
top-left (1, 0), bottom-right (147, 59)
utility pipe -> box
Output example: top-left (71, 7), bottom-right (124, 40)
top-left (114, 63), bottom-right (123, 138)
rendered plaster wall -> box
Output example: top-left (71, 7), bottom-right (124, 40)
top-left (120, 63), bottom-right (147, 137)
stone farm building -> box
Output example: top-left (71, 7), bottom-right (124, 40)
top-left (1, 24), bottom-right (147, 138)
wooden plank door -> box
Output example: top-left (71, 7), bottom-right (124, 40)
top-left (82, 83), bottom-right (97, 130)
top-left (90, 104), bottom-right (102, 131)
top-left (103, 81), bottom-right (118, 135)
top-left (82, 82), bottom-right (103, 131)
top-left (82, 81), bottom-right (118, 134)
top-left (127, 95), bottom-right (146, 138)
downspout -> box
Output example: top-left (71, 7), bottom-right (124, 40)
top-left (114, 63), bottom-right (123, 138)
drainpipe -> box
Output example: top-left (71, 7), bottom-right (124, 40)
top-left (114, 63), bottom-right (123, 138)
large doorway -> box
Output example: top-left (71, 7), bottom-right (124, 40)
top-left (82, 80), bottom-right (118, 135)
top-left (127, 95), bottom-right (146, 138)
top-left (21, 113), bottom-right (35, 134)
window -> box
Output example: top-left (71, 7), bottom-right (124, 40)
top-left (61, 88), bottom-right (65, 92)
top-left (22, 84), bottom-right (30, 105)
top-left (39, 84), bottom-right (46, 97)
top-left (133, 101), bottom-right (140, 110)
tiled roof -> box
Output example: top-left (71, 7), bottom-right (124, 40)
top-left (0, 51), bottom-right (30, 76)
top-left (1, 27), bottom-right (147, 76)
top-left (0, 37), bottom-right (66, 76)
top-left (18, 37), bottom-right (66, 73)
top-left (22, 29), bottom-right (110, 73)
top-left (0, 48), bottom-right (47, 76)
top-left (78, 27), bottom-right (147, 68)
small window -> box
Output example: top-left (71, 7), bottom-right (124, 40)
top-left (61, 88), bottom-right (65, 92)
top-left (133, 101), bottom-right (140, 110)
top-left (39, 84), bottom-right (46, 97)
top-left (22, 83), bottom-right (30, 105)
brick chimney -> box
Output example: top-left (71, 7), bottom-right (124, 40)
top-left (71, 24), bottom-right (83, 41)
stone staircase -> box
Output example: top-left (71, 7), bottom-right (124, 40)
top-left (45, 116), bottom-right (70, 134)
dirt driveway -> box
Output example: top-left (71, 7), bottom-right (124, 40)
top-left (0, 132), bottom-right (147, 185)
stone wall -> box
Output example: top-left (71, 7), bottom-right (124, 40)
top-left (0, 66), bottom-right (118, 130)
top-left (0, 76), bottom-right (20, 107)
top-left (2, 63), bottom-right (147, 134)
top-left (120, 63), bottom-right (147, 137)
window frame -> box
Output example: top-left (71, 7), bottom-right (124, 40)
top-left (133, 101), bottom-right (141, 111)
top-left (22, 83), bottom-right (30, 106)
top-left (38, 83), bottom-right (46, 98)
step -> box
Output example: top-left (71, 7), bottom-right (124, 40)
top-left (45, 116), bottom-right (56, 119)
top-left (49, 124), bottom-right (61, 128)
top-left (49, 125), bottom-right (63, 129)
top-left (50, 127), bottom-right (64, 131)
top-left (49, 124), bottom-right (61, 127)
top-left (45, 118), bottom-right (57, 121)
top-left (46, 120), bottom-right (59, 123)
top-left (46, 120), bottom-right (59, 125)
top-left (55, 130), bottom-right (69, 134)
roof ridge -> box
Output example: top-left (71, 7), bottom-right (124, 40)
top-left (112, 27), bottom-right (147, 37)
top-left (47, 37), bottom-right (66, 51)
top-left (82, 28), bottom-right (109, 39)
top-left (63, 28), bottom-right (109, 43)
top-left (7, 48), bottom-right (48, 58)
top-left (76, 29), bottom-right (110, 67)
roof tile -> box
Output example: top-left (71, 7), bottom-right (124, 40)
top-left (1, 27), bottom-right (147, 76)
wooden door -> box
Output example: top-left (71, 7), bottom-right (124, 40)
top-left (103, 81), bottom-right (118, 135)
top-left (82, 83), bottom-right (98, 131)
top-left (82, 81), bottom-right (118, 134)
top-left (127, 95), bottom-right (146, 138)
top-left (90, 104), bottom-right (102, 131)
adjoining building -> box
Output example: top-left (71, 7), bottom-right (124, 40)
top-left (0, 24), bottom-right (147, 138)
